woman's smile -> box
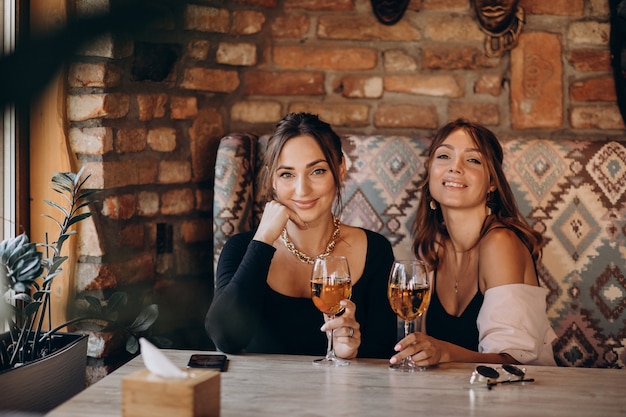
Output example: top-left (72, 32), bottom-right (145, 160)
top-left (292, 198), bottom-right (319, 209)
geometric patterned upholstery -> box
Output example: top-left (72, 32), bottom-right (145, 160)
top-left (213, 133), bottom-right (626, 368)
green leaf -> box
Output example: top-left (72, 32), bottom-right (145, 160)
top-left (126, 336), bottom-right (139, 354)
top-left (67, 212), bottom-right (92, 227)
top-left (24, 301), bottom-right (42, 317)
top-left (12, 292), bottom-right (32, 302)
top-left (84, 295), bottom-right (103, 314)
top-left (128, 304), bottom-right (159, 332)
top-left (43, 200), bottom-right (69, 217)
top-left (105, 292), bottom-right (128, 314)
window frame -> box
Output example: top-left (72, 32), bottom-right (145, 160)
top-left (1, 0), bottom-right (29, 241)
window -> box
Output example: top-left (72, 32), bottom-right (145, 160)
top-left (1, 0), bottom-right (17, 241)
top-left (1, 0), bottom-right (26, 241)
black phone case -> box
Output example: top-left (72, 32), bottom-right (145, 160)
top-left (187, 354), bottom-right (229, 371)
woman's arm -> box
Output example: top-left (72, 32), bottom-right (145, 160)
top-left (477, 228), bottom-right (557, 366)
top-left (205, 232), bottom-right (275, 353)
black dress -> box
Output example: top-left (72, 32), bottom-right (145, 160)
top-left (425, 270), bottom-right (484, 352)
top-left (205, 229), bottom-right (398, 359)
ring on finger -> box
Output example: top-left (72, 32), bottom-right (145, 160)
top-left (348, 327), bottom-right (354, 338)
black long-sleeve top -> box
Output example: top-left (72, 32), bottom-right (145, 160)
top-left (205, 229), bottom-right (398, 359)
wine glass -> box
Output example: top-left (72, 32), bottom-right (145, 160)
top-left (310, 255), bottom-right (352, 366)
top-left (387, 259), bottom-right (430, 372)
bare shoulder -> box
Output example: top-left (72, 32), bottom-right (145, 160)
top-left (478, 227), bottom-right (533, 288)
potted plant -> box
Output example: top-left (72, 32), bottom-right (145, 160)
top-left (0, 168), bottom-right (161, 413)
top-left (0, 168), bottom-right (94, 412)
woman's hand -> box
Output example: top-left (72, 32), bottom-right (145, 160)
top-left (389, 332), bottom-right (448, 367)
top-left (321, 300), bottom-right (360, 360)
top-left (253, 200), bottom-right (307, 245)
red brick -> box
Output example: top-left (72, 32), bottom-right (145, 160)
top-left (231, 101), bottom-right (282, 123)
top-left (68, 62), bottom-right (120, 88)
top-left (190, 109), bottom-right (224, 182)
top-left (474, 74), bottom-right (503, 96)
top-left (383, 49), bottom-right (418, 72)
top-left (216, 42), bottom-right (257, 66)
top-left (99, 160), bottom-right (158, 188)
top-left (423, 46), bottom-right (499, 70)
top-left (170, 96), bottom-right (198, 119)
top-left (270, 14), bottom-right (310, 39)
top-left (570, 76), bottom-right (616, 102)
top-left (115, 128), bottom-right (147, 153)
top-left (69, 127), bottom-right (113, 155)
top-left (288, 103), bottom-right (369, 127)
top-left (181, 68), bottom-right (240, 92)
top-left (567, 50), bottom-right (612, 72)
top-left (183, 5), bottom-right (229, 33)
top-left (521, 0), bottom-right (584, 16)
top-left (80, 263), bottom-right (118, 291)
top-left (420, 0), bottom-right (467, 9)
top-left (448, 102), bottom-right (500, 126)
top-left (424, 15), bottom-right (482, 42)
top-left (161, 189), bottom-right (195, 215)
top-left (273, 46), bottom-right (377, 70)
top-left (196, 189), bottom-right (213, 212)
top-left (188, 40), bottom-right (210, 60)
top-left (120, 224), bottom-right (145, 249)
top-left (374, 104), bottom-right (438, 129)
top-left (147, 127), bottom-right (177, 152)
top-left (232, 11), bottom-right (265, 35)
top-left (384, 75), bottom-right (464, 98)
top-left (67, 93), bottom-right (129, 121)
top-left (570, 105), bottom-right (626, 130)
top-left (235, 0), bottom-right (278, 7)
top-left (511, 32), bottom-right (563, 129)
top-left (318, 16), bottom-right (421, 41)
top-left (182, 219), bottom-right (212, 243)
top-left (244, 71), bottom-right (325, 95)
top-left (137, 94), bottom-right (167, 121)
top-left (110, 253), bottom-right (155, 285)
top-left (334, 75), bottom-right (383, 98)
top-left (158, 160), bottom-right (192, 184)
top-left (101, 194), bottom-right (136, 220)
top-left (137, 191), bottom-right (160, 217)
top-left (568, 22), bottom-right (610, 46)
top-left (284, 0), bottom-right (354, 11)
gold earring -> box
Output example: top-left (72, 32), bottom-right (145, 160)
top-left (487, 206), bottom-right (492, 216)
top-left (429, 200), bottom-right (437, 210)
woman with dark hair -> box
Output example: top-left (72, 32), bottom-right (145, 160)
top-left (390, 119), bottom-right (556, 367)
top-left (206, 112), bottom-right (397, 359)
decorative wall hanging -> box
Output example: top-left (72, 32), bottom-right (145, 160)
top-left (371, 0), bottom-right (410, 25)
top-left (471, 0), bottom-right (525, 57)
top-left (610, 0), bottom-right (626, 126)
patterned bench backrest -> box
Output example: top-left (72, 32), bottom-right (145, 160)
top-left (213, 133), bottom-right (626, 368)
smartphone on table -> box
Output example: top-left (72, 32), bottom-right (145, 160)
top-left (187, 353), bottom-right (229, 372)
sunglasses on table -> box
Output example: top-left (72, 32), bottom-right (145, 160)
top-left (470, 364), bottom-right (535, 389)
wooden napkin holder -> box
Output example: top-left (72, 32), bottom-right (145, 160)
top-left (122, 368), bottom-right (220, 417)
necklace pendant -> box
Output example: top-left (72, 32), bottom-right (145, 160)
top-left (454, 281), bottom-right (459, 294)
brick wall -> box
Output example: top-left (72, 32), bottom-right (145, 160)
top-left (66, 0), bottom-right (625, 351)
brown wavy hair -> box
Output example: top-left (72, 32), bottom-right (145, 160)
top-left (412, 119), bottom-right (543, 269)
top-left (259, 112), bottom-right (344, 215)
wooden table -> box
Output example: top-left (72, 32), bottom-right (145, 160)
top-left (47, 351), bottom-right (625, 417)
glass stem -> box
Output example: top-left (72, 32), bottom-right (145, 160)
top-left (326, 315), bottom-right (336, 360)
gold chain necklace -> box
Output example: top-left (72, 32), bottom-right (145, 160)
top-left (281, 217), bottom-right (341, 265)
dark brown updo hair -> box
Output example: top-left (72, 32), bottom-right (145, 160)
top-left (259, 112), bottom-right (344, 215)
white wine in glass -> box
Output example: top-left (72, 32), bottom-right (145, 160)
top-left (387, 259), bottom-right (430, 372)
top-left (311, 255), bottom-right (352, 366)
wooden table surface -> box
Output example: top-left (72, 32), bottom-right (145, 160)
top-left (47, 350), bottom-right (626, 417)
